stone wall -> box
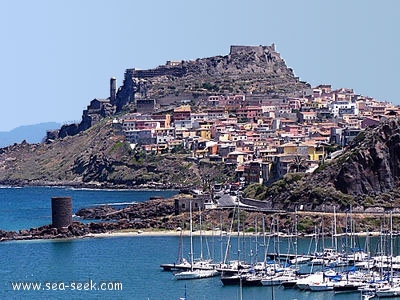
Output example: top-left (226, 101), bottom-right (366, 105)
top-left (230, 44), bottom-right (278, 58)
top-left (174, 196), bottom-right (209, 215)
top-left (133, 65), bottom-right (186, 79)
top-left (241, 197), bottom-right (273, 210)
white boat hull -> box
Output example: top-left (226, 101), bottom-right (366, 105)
top-left (175, 269), bottom-right (219, 280)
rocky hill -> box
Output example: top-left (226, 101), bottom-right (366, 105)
top-left (114, 44), bottom-right (310, 112)
top-left (0, 118), bottom-right (235, 188)
top-left (246, 118), bottom-right (400, 211)
top-left (0, 44), bottom-right (307, 189)
top-left (2, 45), bottom-right (400, 212)
top-left (54, 44), bottom-right (310, 139)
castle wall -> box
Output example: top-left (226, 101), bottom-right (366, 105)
top-left (133, 65), bottom-right (186, 78)
top-left (136, 99), bottom-right (155, 114)
top-left (230, 44), bottom-right (276, 56)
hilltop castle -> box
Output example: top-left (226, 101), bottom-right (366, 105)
top-left (48, 44), bottom-right (308, 140)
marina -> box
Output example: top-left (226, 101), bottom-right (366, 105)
top-left (163, 202), bottom-right (400, 299)
top-left (163, 230), bottom-right (400, 299)
top-left (165, 240), bottom-right (400, 295)
top-left (2, 187), bottom-right (400, 299)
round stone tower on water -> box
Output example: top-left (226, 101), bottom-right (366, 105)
top-left (51, 196), bottom-right (72, 229)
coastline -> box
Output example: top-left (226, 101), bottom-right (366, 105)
top-left (85, 228), bottom-right (384, 239)
top-left (0, 224), bottom-right (389, 243)
top-left (1, 186), bottom-right (398, 243)
top-left (0, 180), bottom-right (184, 191)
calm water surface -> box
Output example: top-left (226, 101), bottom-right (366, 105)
top-left (0, 187), bottom-right (396, 299)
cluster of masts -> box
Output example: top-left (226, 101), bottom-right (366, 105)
top-left (162, 245), bottom-right (400, 298)
top-left (161, 204), bottom-right (400, 299)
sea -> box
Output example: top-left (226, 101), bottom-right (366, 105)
top-left (0, 186), bottom-right (398, 300)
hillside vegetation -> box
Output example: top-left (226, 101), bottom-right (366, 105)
top-left (0, 118), bottom-right (234, 188)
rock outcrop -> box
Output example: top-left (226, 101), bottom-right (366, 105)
top-left (1, 191), bottom-right (399, 243)
top-left (262, 118), bottom-right (400, 210)
top-left (50, 44), bottom-right (309, 139)
top-left (114, 44), bottom-right (309, 111)
top-left (333, 119), bottom-right (400, 195)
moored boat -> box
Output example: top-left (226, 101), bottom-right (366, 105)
top-left (375, 284), bottom-right (400, 297)
top-left (175, 269), bottom-right (219, 280)
top-left (333, 280), bottom-right (364, 293)
top-left (295, 272), bottom-right (323, 290)
top-left (242, 273), bottom-right (263, 286)
top-left (308, 280), bottom-right (334, 291)
top-left (220, 273), bottom-right (244, 286)
top-left (281, 279), bottom-right (297, 288)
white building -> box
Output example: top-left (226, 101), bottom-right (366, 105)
top-left (329, 101), bottom-right (359, 118)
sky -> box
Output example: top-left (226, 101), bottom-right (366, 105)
top-left (0, 0), bottom-right (399, 131)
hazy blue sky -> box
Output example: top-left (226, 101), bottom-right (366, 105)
top-left (0, 0), bottom-right (399, 131)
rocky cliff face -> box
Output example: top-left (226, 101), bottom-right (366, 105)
top-left (52, 44), bottom-right (309, 139)
top-left (263, 118), bottom-right (400, 211)
top-left (333, 118), bottom-right (400, 195)
top-left (114, 44), bottom-right (310, 111)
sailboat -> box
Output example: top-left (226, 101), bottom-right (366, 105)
top-left (375, 211), bottom-right (400, 297)
top-left (175, 267), bottom-right (219, 280)
top-left (175, 200), bottom-right (219, 280)
top-left (262, 213), bottom-right (298, 287)
top-left (220, 201), bottom-right (252, 285)
top-left (160, 229), bottom-right (192, 272)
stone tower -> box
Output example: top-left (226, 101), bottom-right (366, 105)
top-left (110, 77), bottom-right (117, 103)
top-left (51, 196), bottom-right (72, 229)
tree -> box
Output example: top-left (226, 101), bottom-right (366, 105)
top-left (289, 155), bottom-right (309, 173)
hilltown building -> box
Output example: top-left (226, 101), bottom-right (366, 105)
top-left (115, 85), bottom-right (399, 186)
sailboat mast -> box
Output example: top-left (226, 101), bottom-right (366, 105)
top-left (254, 217), bottom-right (258, 265)
top-left (237, 202), bottom-right (241, 263)
top-left (333, 207), bottom-right (338, 252)
top-left (390, 210), bottom-right (393, 286)
top-left (345, 211), bottom-right (349, 254)
top-left (295, 207), bottom-right (298, 270)
top-left (276, 216), bottom-right (280, 256)
top-left (321, 211), bottom-right (325, 251)
top-left (189, 200), bottom-right (194, 272)
top-left (199, 207), bottom-right (203, 260)
top-left (262, 216), bottom-right (268, 264)
top-left (350, 205), bottom-right (354, 249)
top-left (223, 207), bottom-right (236, 264)
top-left (220, 215), bottom-right (223, 263)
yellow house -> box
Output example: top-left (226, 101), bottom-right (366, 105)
top-left (278, 142), bottom-right (299, 155)
top-left (196, 128), bottom-right (212, 139)
top-left (196, 121), bottom-right (213, 139)
top-left (278, 141), bottom-right (325, 161)
top-left (304, 141), bottom-right (325, 161)
top-left (218, 132), bottom-right (231, 142)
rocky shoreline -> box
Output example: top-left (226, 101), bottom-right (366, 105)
top-left (0, 179), bottom-right (183, 190)
top-left (0, 196), bottom-right (177, 242)
top-left (2, 193), bottom-right (400, 242)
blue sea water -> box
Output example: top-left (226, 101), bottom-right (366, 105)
top-left (0, 186), bottom-right (177, 231)
top-left (0, 187), bottom-right (395, 299)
